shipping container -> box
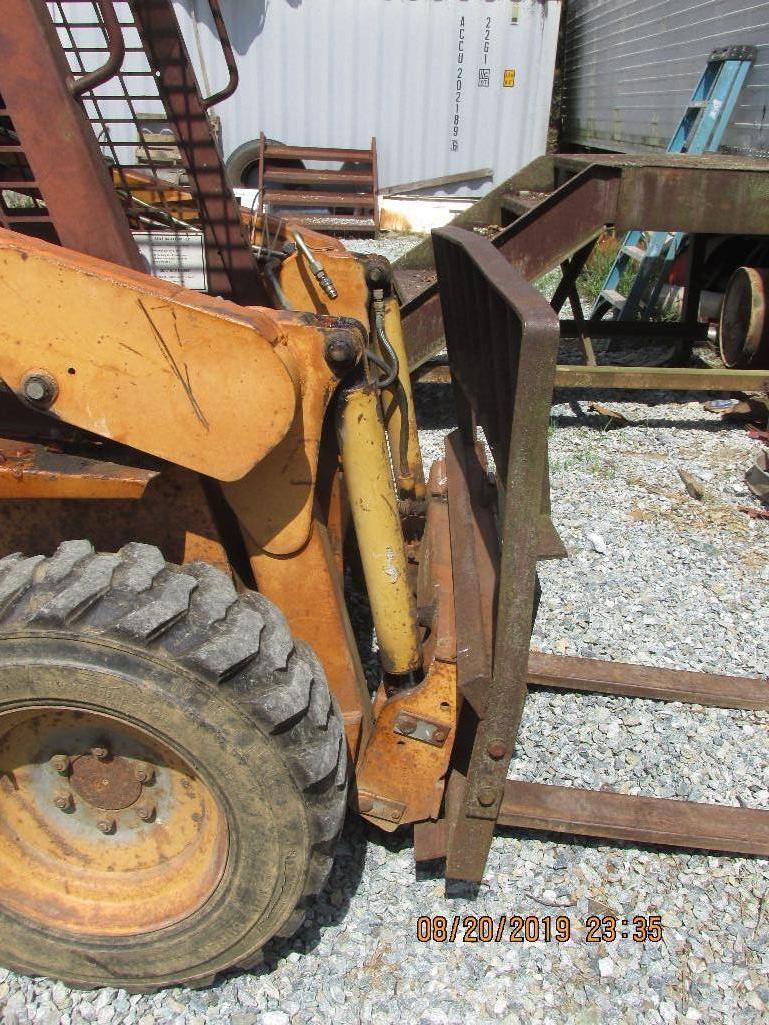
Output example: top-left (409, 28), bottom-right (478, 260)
top-left (562, 0), bottom-right (769, 157)
top-left (168, 0), bottom-right (561, 197)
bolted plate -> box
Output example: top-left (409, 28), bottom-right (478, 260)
top-left (70, 754), bottom-right (143, 810)
top-left (393, 712), bottom-right (450, 747)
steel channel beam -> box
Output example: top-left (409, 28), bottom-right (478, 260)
top-left (614, 165), bottom-right (769, 236)
top-left (559, 321), bottom-right (709, 339)
top-left (554, 365), bottom-right (769, 390)
top-left (494, 167), bottom-right (620, 282)
top-left (401, 168), bottom-right (620, 370)
top-left (527, 652), bottom-right (769, 711)
top-left (0, 0), bottom-right (144, 269)
top-left (499, 781), bottom-right (769, 857)
top-left (128, 0), bottom-right (266, 305)
top-left (402, 154), bottom-right (769, 371)
top-left (444, 433), bottom-right (496, 716)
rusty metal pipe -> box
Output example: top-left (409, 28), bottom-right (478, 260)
top-left (201, 0), bottom-right (239, 109)
top-left (69, 0), bottom-right (125, 98)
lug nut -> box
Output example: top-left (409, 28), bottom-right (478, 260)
top-left (133, 763), bottom-right (154, 784)
top-left (477, 786), bottom-right (498, 808)
top-left (50, 754), bottom-right (70, 774)
top-left (91, 744), bottom-right (109, 761)
top-left (486, 741), bottom-right (507, 761)
top-left (136, 802), bottom-right (155, 823)
top-left (96, 817), bottom-right (116, 834)
top-left (21, 371), bottom-right (58, 408)
top-left (53, 789), bottom-right (73, 811)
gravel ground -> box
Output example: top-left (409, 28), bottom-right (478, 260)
top-left (3, 239), bottom-right (769, 1024)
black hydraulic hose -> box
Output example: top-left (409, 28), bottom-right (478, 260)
top-left (383, 379), bottom-right (411, 478)
top-left (374, 311), bottom-right (410, 479)
top-left (374, 312), bottom-right (398, 389)
top-left (264, 261), bottom-right (294, 310)
top-left (365, 348), bottom-right (392, 380)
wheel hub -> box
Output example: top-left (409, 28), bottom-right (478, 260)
top-left (0, 706), bottom-right (228, 936)
top-left (69, 751), bottom-right (143, 811)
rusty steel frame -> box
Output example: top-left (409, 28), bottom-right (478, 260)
top-left (402, 153), bottom-right (769, 391)
top-left (0, 437), bottom-right (159, 499)
top-left (431, 224), bottom-right (769, 882)
top-left (257, 135), bottom-right (379, 235)
top-left (127, 0), bottom-right (266, 305)
top-left (0, 0), bottom-right (144, 268)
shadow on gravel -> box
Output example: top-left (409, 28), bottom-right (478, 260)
top-left (551, 393), bottom-right (752, 434)
top-left (218, 814), bottom-right (370, 987)
top-left (414, 379), bottom-right (750, 436)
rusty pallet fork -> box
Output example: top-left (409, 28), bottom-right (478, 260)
top-left (409, 225), bottom-right (769, 878)
top-left (0, 0), bottom-right (766, 994)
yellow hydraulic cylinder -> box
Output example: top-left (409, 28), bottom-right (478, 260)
top-left (337, 383), bottom-right (423, 677)
top-left (380, 296), bottom-right (427, 500)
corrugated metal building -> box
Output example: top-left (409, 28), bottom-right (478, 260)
top-left (172, 0), bottom-right (561, 196)
top-left (562, 0), bottom-right (769, 156)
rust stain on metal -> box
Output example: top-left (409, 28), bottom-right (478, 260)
top-left (354, 659), bottom-right (457, 830)
top-left (70, 754), bottom-right (143, 810)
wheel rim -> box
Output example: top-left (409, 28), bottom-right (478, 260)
top-left (0, 705), bottom-right (228, 936)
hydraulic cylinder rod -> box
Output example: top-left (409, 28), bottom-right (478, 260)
top-left (337, 382), bottom-right (423, 677)
top-left (380, 296), bottom-right (427, 500)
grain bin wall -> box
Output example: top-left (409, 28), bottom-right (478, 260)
top-left (171, 0), bottom-right (561, 196)
top-left (563, 0), bottom-right (769, 157)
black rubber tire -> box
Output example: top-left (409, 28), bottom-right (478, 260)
top-left (0, 540), bottom-right (348, 991)
top-left (225, 138), bottom-right (305, 189)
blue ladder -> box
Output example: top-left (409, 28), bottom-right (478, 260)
top-left (591, 44), bottom-right (757, 322)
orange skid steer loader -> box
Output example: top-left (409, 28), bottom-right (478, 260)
top-left (0, 0), bottom-right (766, 992)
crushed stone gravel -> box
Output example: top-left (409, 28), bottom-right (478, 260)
top-left (2, 242), bottom-right (768, 1024)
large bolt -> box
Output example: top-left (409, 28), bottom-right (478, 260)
top-left (91, 744), bottom-right (109, 761)
top-left (486, 741), bottom-right (507, 761)
top-left (96, 816), bottom-right (116, 835)
top-left (50, 754), bottom-right (70, 774)
top-left (21, 371), bottom-right (58, 408)
top-left (133, 763), bottom-right (154, 784)
top-left (363, 257), bottom-right (393, 291)
top-left (53, 789), bottom-right (73, 812)
top-left (477, 786), bottom-right (498, 808)
top-left (136, 802), bottom-right (155, 823)
top-left (324, 332), bottom-right (358, 372)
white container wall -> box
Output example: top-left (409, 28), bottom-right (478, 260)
top-left (563, 0), bottom-right (769, 157)
top-left (172, 0), bottom-right (562, 196)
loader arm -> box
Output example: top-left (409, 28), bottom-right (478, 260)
top-left (0, 228), bottom-right (364, 483)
